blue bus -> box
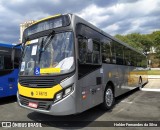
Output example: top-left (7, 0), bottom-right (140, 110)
top-left (0, 43), bottom-right (20, 98)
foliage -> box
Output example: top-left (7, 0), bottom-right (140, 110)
top-left (148, 70), bottom-right (160, 75)
top-left (114, 31), bottom-right (160, 67)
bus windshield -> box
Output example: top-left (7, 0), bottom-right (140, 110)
top-left (19, 31), bottom-right (74, 76)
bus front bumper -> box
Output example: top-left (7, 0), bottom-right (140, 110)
top-left (17, 91), bottom-right (76, 116)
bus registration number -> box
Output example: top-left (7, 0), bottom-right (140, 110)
top-left (35, 91), bottom-right (47, 97)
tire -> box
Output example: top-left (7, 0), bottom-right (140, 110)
top-left (101, 85), bottom-right (115, 110)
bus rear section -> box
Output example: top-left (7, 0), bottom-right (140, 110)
top-left (0, 43), bottom-right (20, 98)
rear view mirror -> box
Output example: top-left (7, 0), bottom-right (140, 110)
top-left (87, 39), bottom-right (93, 53)
top-left (11, 48), bottom-right (15, 69)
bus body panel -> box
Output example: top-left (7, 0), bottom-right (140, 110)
top-left (0, 43), bottom-right (20, 98)
top-left (77, 68), bottom-right (103, 112)
top-left (0, 69), bottom-right (18, 98)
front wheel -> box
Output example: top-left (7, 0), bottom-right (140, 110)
top-left (101, 85), bottom-right (115, 110)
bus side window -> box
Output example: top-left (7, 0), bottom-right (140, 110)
top-left (130, 50), bottom-right (137, 66)
top-left (115, 42), bottom-right (124, 65)
top-left (78, 38), bottom-right (87, 64)
top-left (4, 55), bottom-right (13, 70)
top-left (93, 41), bottom-right (100, 64)
top-left (102, 43), bottom-right (111, 64)
top-left (124, 47), bottom-right (131, 66)
top-left (0, 55), bottom-right (4, 70)
top-left (137, 55), bottom-right (142, 67)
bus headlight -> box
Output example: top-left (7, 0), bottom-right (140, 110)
top-left (54, 85), bottom-right (74, 103)
top-left (55, 92), bottom-right (63, 101)
top-left (64, 87), bottom-right (72, 95)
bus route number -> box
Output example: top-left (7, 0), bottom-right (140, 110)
top-left (36, 91), bottom-right (47, 97)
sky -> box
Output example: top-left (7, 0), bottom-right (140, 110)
top-left (0, 0), bottom-right (159, 43)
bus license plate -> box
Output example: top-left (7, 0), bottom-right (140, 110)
top-left (28, 102), bottom-right (38, 108)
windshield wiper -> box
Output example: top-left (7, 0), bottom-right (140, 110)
top-left (43, 30), bottom-right (55, 50)
top-left (38, 30), bottom-right (55, 63)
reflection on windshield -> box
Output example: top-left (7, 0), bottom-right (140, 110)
top-left (19, 32), bottom-right (74, 76)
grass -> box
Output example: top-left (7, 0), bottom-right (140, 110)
top-left (147, 70), bottom-right (160, 75)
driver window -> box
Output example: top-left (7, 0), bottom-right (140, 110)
top-left (78, 38), bottom-right (87, 64)
top-left (78, 37), bottom-right (101, 65)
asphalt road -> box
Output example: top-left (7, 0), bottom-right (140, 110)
top-left (0, 79), bottom-right (160, 130)
top-left (143, 79), bottom-right (160, 89)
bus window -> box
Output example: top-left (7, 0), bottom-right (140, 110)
top-left (78, 38), bottom-right (87, 64)
top-left (4, 55), bottom-right (13, 70)
top-left (110, 42), bottom-right (116, 64)
top-left (130, 50), bottom-right (137, 66)
top-left (115, 42), bottom-right (124, 65)
top-left (78, 37), bottom-right (100, 65)
top-left (137, 55), bottom-right (142, 67)
top-left (124, 47), bottom-right (131, 66)
top-left (0, 55), bottom-right (13, 70)
top-left (141, 56), bottom-right (147, 68)
top-left (93, 40), bottom-right (100, 64)
top-left (0, 55), bottom-right (4, 69)
top-left (102, 41), bottom-right (112, 64)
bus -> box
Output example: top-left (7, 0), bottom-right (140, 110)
top-left (0, 43), bottom-right (20, 98)
top-left (17, 14), bottom-right (148, 115)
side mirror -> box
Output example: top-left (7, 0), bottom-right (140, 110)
top-left (87, 39), bottom-right (93, 53)
top-left (12, 43), bottom-right (23, 69)
top-left (11, 48), bottom-right (15, 66)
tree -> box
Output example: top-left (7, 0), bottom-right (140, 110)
top-left (139, 35), bottom-right (153, 55)
top-left (153, 31), bottom-right (160, 67)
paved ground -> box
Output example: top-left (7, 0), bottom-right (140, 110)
top-left (143, 79), bottom-right (160, 89)
top-left (0, 79), bottom-right (160, 130)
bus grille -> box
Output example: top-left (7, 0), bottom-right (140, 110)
top-left (19, 76), bottom-right (57, 88)
top-left (19, 95), bottom-right (52, 110)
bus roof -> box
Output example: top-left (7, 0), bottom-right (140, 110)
top-left (0, 43), bottom-right (18, 48)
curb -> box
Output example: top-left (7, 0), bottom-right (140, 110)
top-left (148, 75), bottom-right (160, 79)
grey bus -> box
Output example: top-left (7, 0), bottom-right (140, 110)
top-left (17, 14), bottom-right (148, 115)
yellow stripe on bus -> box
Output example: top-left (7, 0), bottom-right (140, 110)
top-left (31, 14), bottom-right (61, 26)
top-left (26, 41), bottom-right (31, 45)
top-left (40, 68), bottom-right (61, 74)
top-left (18, 83), bottom-right (62, 99)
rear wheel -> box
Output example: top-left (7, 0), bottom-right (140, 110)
top-left (101, 85), bottom-right (115, 110)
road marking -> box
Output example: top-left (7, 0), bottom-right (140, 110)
top-left (141, 88), bottom-right (160, 92)
top-left (121, 100), bottom-right (133, 104)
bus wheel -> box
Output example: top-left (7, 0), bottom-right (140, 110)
top-left (101, 85), bottom-right (115, 110)
top-left (138, 77), bottom-right (143, 90)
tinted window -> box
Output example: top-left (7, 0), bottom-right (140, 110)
top-left (93, 40), bottom-right (100, 64)
top-left (77, 24), bottom-right (101, 65)
top-left (102, 40), bottom-right (112, 64)
top-left (0, 55), bottom-right (13, 70)
top-left (115, 42), bottom-right (124, 65)
top-left (130, 50), bottom-right (137, 66)
top-left (124, 47), bottom-right (131, 66)
top-left (78, 38), bottom-right (87, 64)
top-left (0, 55), bottom-right (4, 69)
